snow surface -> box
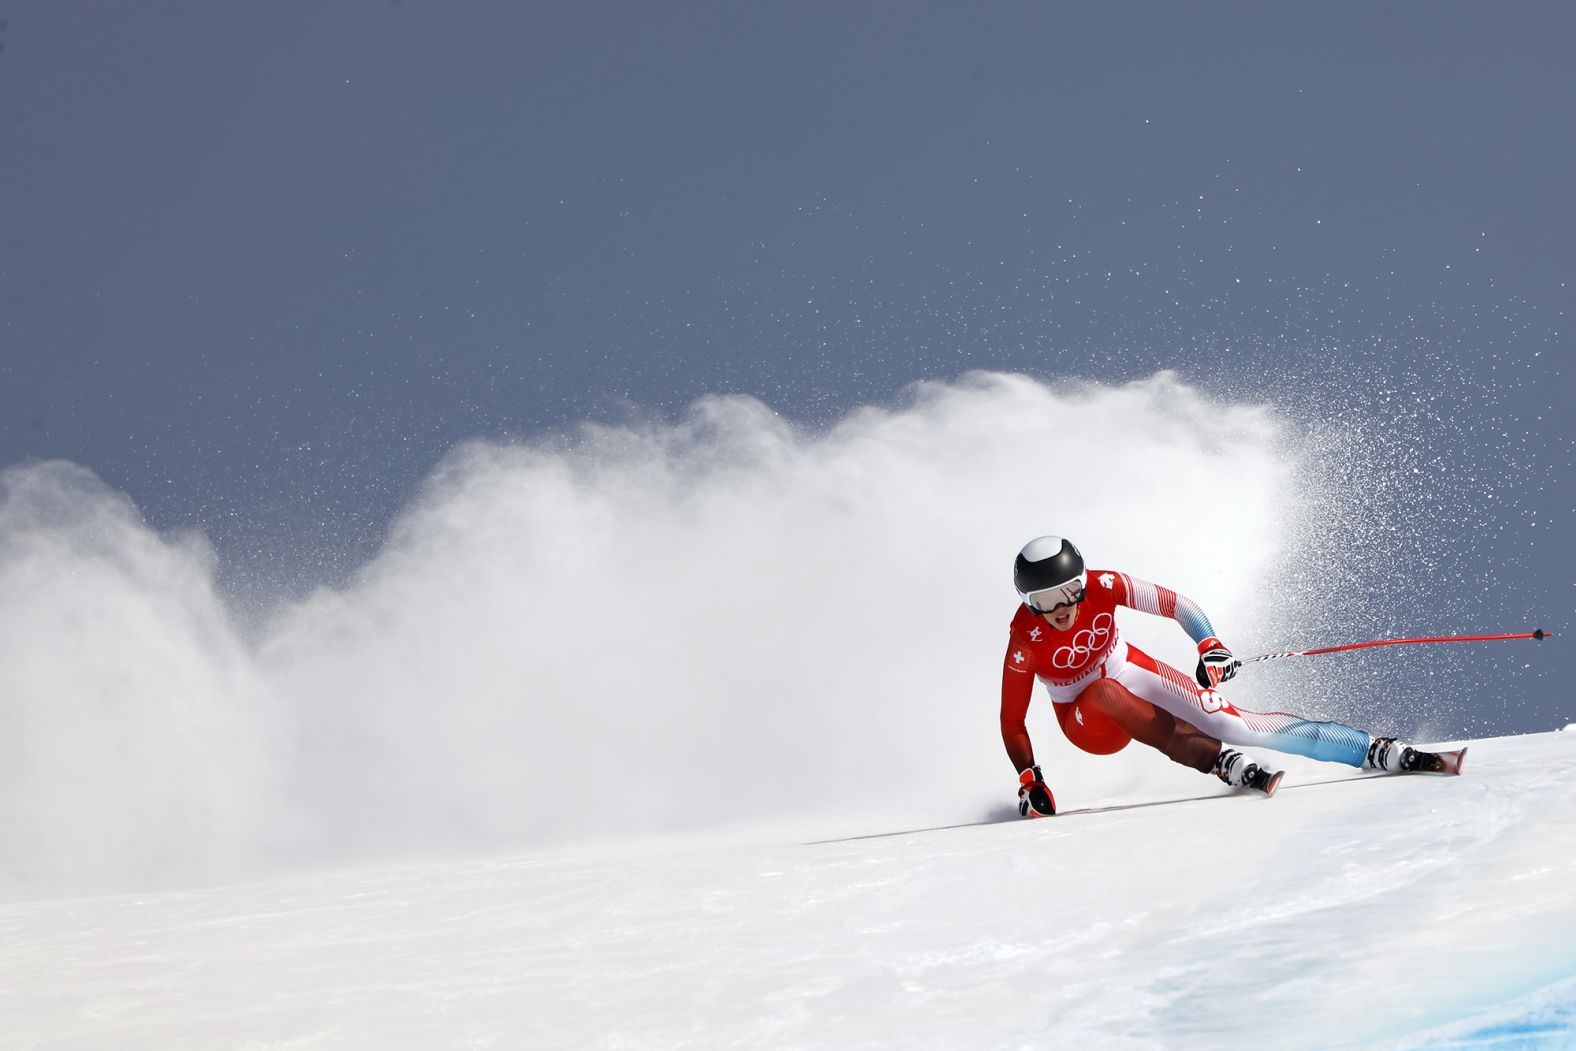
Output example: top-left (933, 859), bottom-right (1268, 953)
top-left (6, 731), bottom-right (1576, 1050)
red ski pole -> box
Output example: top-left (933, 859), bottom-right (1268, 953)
top-left (1243, 628), bottom-right (1550, 665)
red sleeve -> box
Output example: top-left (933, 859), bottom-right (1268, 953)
top-left (1104, 569), bottom-right (1221, 648)
top-left (1000, 636), bottom-right (1036, 772)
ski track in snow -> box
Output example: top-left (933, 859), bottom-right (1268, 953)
top-left (5, 732), bottom-right (1576, 1050)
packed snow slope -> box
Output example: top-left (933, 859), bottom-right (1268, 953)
top-left (6, 730), bottom-right (1576, 1050)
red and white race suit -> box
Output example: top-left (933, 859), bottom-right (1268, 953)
top-left (1000, 570), bottom-right (1371, 773)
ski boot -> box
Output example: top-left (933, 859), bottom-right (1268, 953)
top-left (1214, 748), bottom-right (1285, 797)
top-left (1366, 737), bottom-right (1468, 775)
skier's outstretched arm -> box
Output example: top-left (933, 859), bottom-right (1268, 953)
top-left (1104, 571), bottom-right (1241, 687)
top-left (1103, 571), bottom-right (1219, 644)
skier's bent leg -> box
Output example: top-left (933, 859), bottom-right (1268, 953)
top-left (1117, 645), bottom-right (1372, 766)
top-left (1074, 679), bottom-right (1220, 774)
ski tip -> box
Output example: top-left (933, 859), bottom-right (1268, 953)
top-left (1426, 746), bottom-right (1468, 775)
top-left (1264, 770), bottom-right (1285, 798)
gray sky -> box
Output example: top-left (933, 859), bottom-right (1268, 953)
top-left (1, 3), bottom-right (1571, 725)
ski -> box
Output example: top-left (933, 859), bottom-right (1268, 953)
top-left (1250, 768), bottom-right (1285, 797)
top-left (808, 757), bottom-right (1467, 845)
top-left (1409, 746), bottom-right (1467, 775)
top-left (808, 784), bottom-right (1286, 844)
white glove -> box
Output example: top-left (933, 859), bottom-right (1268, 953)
top-left (1195, 637), bottom-right (1241, 688)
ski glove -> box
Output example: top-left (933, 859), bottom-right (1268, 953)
top-left (1195, 637), bottom-right (1241, 688)
top-left (1018, 766), bottom-right (1057, 818)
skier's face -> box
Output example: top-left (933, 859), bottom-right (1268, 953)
top-left (1041, 603), bottom-right (1080, 631)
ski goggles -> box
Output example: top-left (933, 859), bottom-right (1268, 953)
top-left (1022, 577), bottom-right (1086, 614)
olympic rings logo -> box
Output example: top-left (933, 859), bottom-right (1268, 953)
top-left (1050, 612), bottom-right (1114, 670)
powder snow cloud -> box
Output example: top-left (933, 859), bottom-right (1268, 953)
top-left (1, 372), bottom-right (1300, 898)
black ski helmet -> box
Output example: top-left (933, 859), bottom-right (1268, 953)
top-left (1013, 536), bottom-right (1085, 596)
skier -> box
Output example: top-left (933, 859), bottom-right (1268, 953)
top-left (1004, 535), bottom-right (1452, 818)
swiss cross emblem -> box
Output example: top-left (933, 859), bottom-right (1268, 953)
top-left (1099, 572), bottom-right (1115, 589)
top-left (1012, 651), bottom-right (1026, 665)
top-left (1029, 627), bottom-right (1042, 641)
